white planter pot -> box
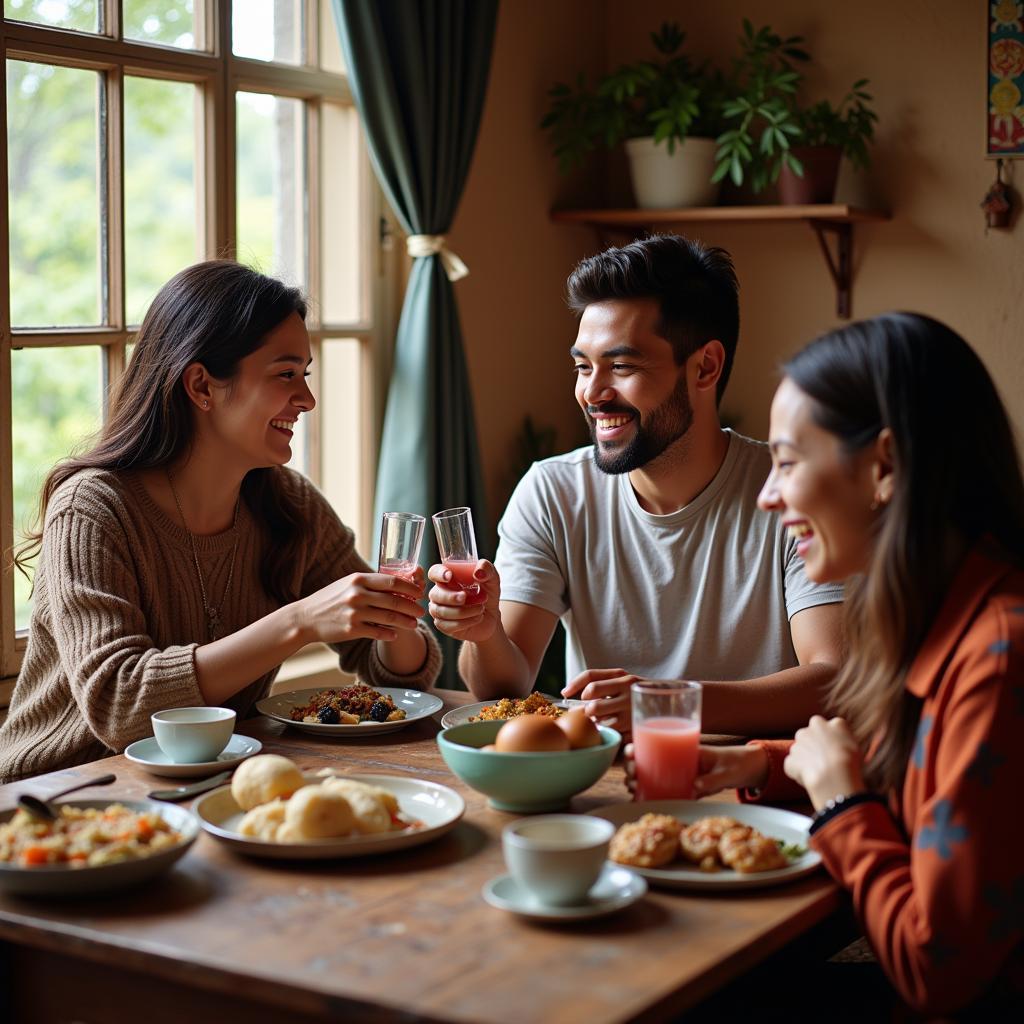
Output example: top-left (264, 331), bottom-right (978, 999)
top-left (624, 136), bottom-right (720, 209)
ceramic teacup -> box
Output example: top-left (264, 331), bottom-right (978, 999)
top-left (151, 706), bottom-right (236, 764)
top-left (502, 814), bottom-right (615, 907)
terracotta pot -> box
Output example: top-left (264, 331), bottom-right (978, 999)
top-left (777, 145), bottom-right (842, 205)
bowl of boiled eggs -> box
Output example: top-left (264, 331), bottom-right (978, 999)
top-left (436, 710), bottom-right (621, 812)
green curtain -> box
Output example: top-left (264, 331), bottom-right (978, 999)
top-left (330, 0), bottom-right (498, 688)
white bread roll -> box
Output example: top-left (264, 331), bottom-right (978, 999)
top-left (231, 754), bottom-right (304, 811)
top-left (283, 784), bottom-right (356, 839)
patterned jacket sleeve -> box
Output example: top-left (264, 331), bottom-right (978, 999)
top-left (809, 604), bottom-right (1024, 1015)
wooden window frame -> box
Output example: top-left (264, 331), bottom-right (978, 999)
top-left (1, 1), bottom-right (385, 686)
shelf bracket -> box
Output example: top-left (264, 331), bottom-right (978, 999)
top-left (809, 220), bottom-right (853, 319)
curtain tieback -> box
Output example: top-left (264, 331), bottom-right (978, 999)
top-left (406, 234), bottom-right (469, 282)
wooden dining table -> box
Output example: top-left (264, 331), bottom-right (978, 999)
top-left (0, 689), bottom-right (841, 1024)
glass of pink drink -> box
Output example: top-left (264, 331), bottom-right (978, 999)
top-left (378, 512), bottom-right (425, 599)
top-left (431, 506), bottom-right (487, 605)
top-left (631, 681), bottom-right (703, 800)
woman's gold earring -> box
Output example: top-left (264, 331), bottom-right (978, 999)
top-left (203, 400), bottom-right (209, 409)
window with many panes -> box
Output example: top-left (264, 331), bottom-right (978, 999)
top-left (1, 1), bottom-right (387, 688)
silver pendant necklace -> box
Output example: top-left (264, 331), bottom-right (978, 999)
top-left (166, 470), bottom-right (240, 641)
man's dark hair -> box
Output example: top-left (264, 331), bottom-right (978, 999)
top-left (566, 234), bottom-right (740, 403)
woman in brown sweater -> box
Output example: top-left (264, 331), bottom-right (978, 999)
top-left (1, 261), bottom-right (441, 781)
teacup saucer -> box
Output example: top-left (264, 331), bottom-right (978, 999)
top-left (481, 863), bottom-right (647, 921)
top-left (124, 734), bottom-right (262, 778)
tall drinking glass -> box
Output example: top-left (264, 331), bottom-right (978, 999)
top-left (631, 681), bottom-right (702, 800)
top-left (378, 512), bottom-right (425, 592)
top-left (432, 506), bottom-right (487, 605)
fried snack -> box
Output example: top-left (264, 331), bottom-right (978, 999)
top-left (679, 815), bottom-right (742, 872)
top-left (282, 785), bottom-right (356, 839)
top-left (609, 813), bottom-right (683, 868)
top-left (231, 754), bottom-right (305, 811)
top-left (718, 826), bottom-right (788, 874)
top-left (238, 798), bottom-right (288, 840)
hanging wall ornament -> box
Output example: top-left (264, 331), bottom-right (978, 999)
top-left (981, 159), bottom-right (1014, 228)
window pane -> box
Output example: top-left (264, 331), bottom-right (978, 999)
top-left (233, 0), bottom-right (303, 65)
top-left (321, 104), bottom-right (363, 323)
top-left (125, 76), bottom-right (199, 324)
top-left (319, 0), bottom-right (345, 74)
top-left (12, 346), bottom-right (104, 630)
top-left (3, 0), bottom-right (98, 33)
top-left (236, 92), bottom-right (307, 288)
top-left (320, 338), bottom-right (363, 536)
top-left (123, 0), bottom-right (198, 51)
top-left (7, 61), bottom-right (103, 328)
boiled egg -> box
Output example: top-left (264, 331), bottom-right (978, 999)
top-left (494, 714), bottom-right (571, 753)
top-left (555, 708), bottom-right (602, 749)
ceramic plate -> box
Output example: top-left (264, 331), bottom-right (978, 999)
top-left (0, 799), bottom-right (200, 897)
top-left (256, 687), bottom-right (443, 736)
top-left (440, 698), bottom-right (586, 729)
top-left (124, 734), bottom-right (263, 778)
top-left (482, 864), bottom-right (647, 921)
top-left (194, 772), bottom-right (465, 859)
top-left (588, 799), bottom-right (821, 891)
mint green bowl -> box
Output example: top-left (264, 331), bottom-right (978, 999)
top-left (436, 720), bottom-right (621, 813)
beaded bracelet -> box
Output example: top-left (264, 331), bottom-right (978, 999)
top-left (809, 791), bottom-right (887, 835)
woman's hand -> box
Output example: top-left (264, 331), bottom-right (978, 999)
top-left (783, 716), bottom-right (866, 812)
top-left (427, 559), bottom-right (501, 643)
top-left (623, 743), bottom-right (769, 798)
top-left (562, 668), bottom-right (640, 736)
top-left (299, 571), bottom-right (425, 644)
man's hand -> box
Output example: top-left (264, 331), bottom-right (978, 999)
top-left (562, 667), bottom-right (640, 734)
top-left (427, 559), bottom-right (501, 643)
top-left (783, 715), bottom-right (866, 811)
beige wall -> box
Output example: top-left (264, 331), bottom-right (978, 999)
top-left (451, 0), bottom-right (1023, 525)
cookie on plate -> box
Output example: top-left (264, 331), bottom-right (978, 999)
top-left (609, 813), bottom-right (682, 868)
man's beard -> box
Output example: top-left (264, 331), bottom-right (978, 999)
top-left (587, 374), bottom-right (694, 475)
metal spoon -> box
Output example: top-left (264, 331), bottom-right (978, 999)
top-left (148, 770), bottom-right (232, 802)
top-left (17, 773), bottom-right (117, 822)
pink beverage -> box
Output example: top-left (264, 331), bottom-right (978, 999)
top-left (443, 558), bottom-right (487, 605)
top-left (379, 560), bottom-right (420, 603)
top-left (634, 718), bottom-right (700, 800)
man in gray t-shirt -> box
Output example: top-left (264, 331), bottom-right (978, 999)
top-left (427, 236), bottom-right (843, 736)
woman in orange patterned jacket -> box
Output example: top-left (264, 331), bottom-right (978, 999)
top-left (691, 313), bottom-right (1024, 1017)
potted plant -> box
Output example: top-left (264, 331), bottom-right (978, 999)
top-left (712, 21), bottom-right (809, 194)
top-left (542, 23), bottom-right (726, 208)
top-left (777, 82), bottom-right (879, 204)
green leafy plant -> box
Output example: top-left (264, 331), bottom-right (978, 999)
top-left (713, 20), bottom-right (810, 191)
top-left (796, 80), bottom-right (878, 169)
top-left (542, 22), bottom-right (726, 172)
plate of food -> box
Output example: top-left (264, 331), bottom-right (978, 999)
top-left (256, 683), bottom-right (443, 736)
top-left (588, 799), bottom-right (821, 891)
top-left (193, 754), bottom-right (465, 859)
top-left (0, 798), bottom-right (200, 896)
top-left (440, 692), bottom-right (586, 729)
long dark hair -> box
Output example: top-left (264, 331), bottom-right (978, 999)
top-left (784, 312), bottom-right (1024, 792)
top-left (16, 260), bottom-right (310, 604)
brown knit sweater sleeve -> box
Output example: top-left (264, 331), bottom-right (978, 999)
top-left (292, 474), bottom-right (442, 689)
top-left (1, 473), bottom-right (205, 776)
top-left (45, 499), bottom-right (205, 748)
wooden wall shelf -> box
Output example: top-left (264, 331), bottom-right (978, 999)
top-left (550, 204), bottom-right (890, 319)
